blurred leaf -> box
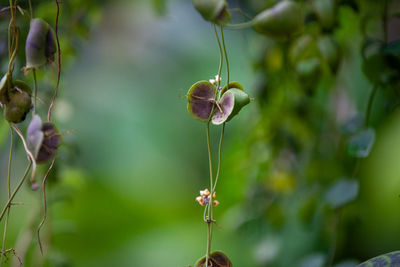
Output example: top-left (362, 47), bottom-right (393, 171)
top-left (334, 259), bottom-right (360, 267)
top-left (347, 128), bottom-right (376, 158)
top-left (358, 251), bottom-right (400, 267)
top-left (152, 0), bottom-right (167, 15)
top-left (325, 178), bottom-right (359, 209)
top-left (362, 53), bottom-right (386, 83)
top-left (383, 41), bottom-right (400, 57)
top-left (298, 253), bottom-right (326, 267)
top-left (340, 114), bottom-right (364, 135)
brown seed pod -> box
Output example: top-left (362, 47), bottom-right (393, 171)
top-left (3, 80), bottom-right (32, 123)
top-left (27, 115), bottom-right (61, 164)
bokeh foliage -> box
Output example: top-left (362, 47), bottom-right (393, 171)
top-left (0, 0), bottom-right (400, 266)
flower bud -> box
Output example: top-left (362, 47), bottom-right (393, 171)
top-left (252, 0), bottom-right (304, 40)
top-left (192, 0), bottom-right (230, 25)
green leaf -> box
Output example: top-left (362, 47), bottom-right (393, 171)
top-left (325, 178), bottom-right (359, 209)
top-left (347, 128), bottom-right (376, 158)
top-left (212, 88), bottom-right (250, 125)
top-left (220, 81), bottom-right (244, 95)
top-left (382, 40), bottom-right (400, 56)
top-left (358, 251), bottom-right (400, 267)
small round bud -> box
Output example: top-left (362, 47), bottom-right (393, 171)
top-left (252, 1), bottom-right (304, 40)
top-left (31, 183), bottom-right (40, 191)
top-left (192, 0), bottom-right (230, 25)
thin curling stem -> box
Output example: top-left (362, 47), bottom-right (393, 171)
top-left (213, 123), bottom-right (225, 191)
top-left (48, 0), bottom-right (61, 122)
top-left (28, 0), bottom-right (33, 18)
top-left (11, 125), bottom-right (37, 185)
top-left (213, 24), bottom-right (223, 94)
top-left (220, 25), bottom-right (229, 85)
top-left (225, 20), bottom-right (253, 30)
top-left (0, 127), bottom-right (13, 267)
top-left (37, 159), bottom-right (56, 255)
top-left (205, 122), bottom-right (214, 267)
top-left (33, 69), bottom-right (38, 115)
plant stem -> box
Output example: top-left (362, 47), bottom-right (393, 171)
top-left (37, 158), bottom-right (56, 255)
top-left (225, 20), bottom-right (254, 30)
top-left (213, 24), bottom-right (223, 94)
top-left (48, 0), bottom-right (61, 122)
top-left (213, 123), bottom-right (225, 191)
top-left (0, 126), bottom-right (13, 267)
top-left (0, 162), bottom-right (32, 222)
top-left (205, 122), bottom-right (214, 267)
top-left (28, 0), bottom-right (33, 18)
top-left (220, 25), bottom-right (229, 86)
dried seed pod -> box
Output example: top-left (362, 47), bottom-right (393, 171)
top-left (27, 115), bottom-right (61, 163)
top-left (195, 251), bottom-right (232, 267)
top-left (252, 0), bottom-right (304, 40)
top-left (187, 81), bottom-right (217, 122)
top-left (212, 88), bottom-right (250, 125)
top-left (3, 80), bottom-right (32, 123)
top-left (192, 0), bottom-right (230, 25)
top-left (4, 91), bottom-right (31, 123)
top-left (25, 18), bottom-right (57, 69)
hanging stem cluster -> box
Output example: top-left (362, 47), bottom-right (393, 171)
top-left (0, 0), bottom-right (63, 264)
top-left (204, 24), bottom-right (229, 267)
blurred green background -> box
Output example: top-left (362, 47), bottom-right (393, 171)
top-left (1, 0), bottom-right (400, 266)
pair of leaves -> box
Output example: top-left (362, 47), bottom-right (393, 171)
top-left (195, 251), bottom-right (232, 267)
top-left (187, 81), bottom-right (249, 125)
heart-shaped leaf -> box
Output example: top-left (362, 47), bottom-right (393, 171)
top-left (212, 88), bottom-right (250, 125)
top-left (347, 128), bottom-right (376, 158)
top-left (187, 81), bottom-right (217, 122)
top-left (358, 251), bottom-right (400, 267)
top-left (325, 178), bottom-right (359, 209)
